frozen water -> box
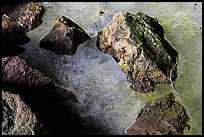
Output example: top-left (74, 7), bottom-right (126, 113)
top-left (19, 2), bottom-right (202, 135)
top-left (20, 37), bottom-right (144, 134)
top-left (48, 38), bottom-right (144, 134)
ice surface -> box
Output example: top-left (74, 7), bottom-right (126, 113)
top-left (19, 2), bottom-right (202, 135)
top-left (20, 37), bottom-right (145, 134)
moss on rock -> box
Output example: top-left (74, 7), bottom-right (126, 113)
top-left (97, 12), bottom-right (178, 93)
top-left (127, 93), bottom-right (190, 135)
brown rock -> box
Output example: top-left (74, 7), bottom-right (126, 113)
top-left (97, 12), bottom-right (178, 93)
top-left (5, 2), bottom-right (45, 32)
top-left (127, 93), bottom-right (190, 135)
top-left (39, 16), bottom-right (91, 55)
top-left (2, 15), bottom-right (30, 57)
top-left (2, 91), bottom-right (38, 135)
top-left (2, 56), bottom-right (51, 87)
top-left (2, 56), bottom-right (80, 134)
top-left (1, 55), bottom-right (78, 104)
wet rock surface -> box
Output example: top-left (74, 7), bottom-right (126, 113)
top-left (2, 91), bottom-right (38, 135)
top-left (2, 15), bottom-right (30, 57)
top-left (127, 93), bottom-right (190, 135)
top-left (5, 2), bottom-right (45, 32)
top-left (39, 16), bottom-right (91, 55)
top-left (97, 12), bottom-right (178, 93)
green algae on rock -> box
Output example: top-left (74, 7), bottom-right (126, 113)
top-left (127, 93), bottom-right (190, 135)
top-left (40, 16), bottom-right (91, 55)
top-left (97, 11), bottom-right (178, 93)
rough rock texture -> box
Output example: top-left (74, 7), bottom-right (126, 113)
top-left (1, 55), bottom-right (78, 105)
top-left (127, 93), bottom-right (190, 135)
top-left (5, 2), bottom-right (45, 32)
top-left (97, 12), bottom-right (178, 93)
top-left (1, 56), bottom-right (93, 135)
top-left (2, 56), bottom-right (51, 87)
top-left (2, 14), bottom-right (30, 57)
top-left (2, 91), bottom-right (38, 135)
top-left (39, 16), bottom-right (91, 55)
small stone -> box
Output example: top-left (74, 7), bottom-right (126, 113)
top-left (5, 2), bottom-right (45, 32)
top-left (97, 11), bottom-right (178, 93)
top-left (127, 93), bottom-right (190, 135)
top-left (99, 11), bottom-right (104, 16)
top-left (39, 16), bottom-right (91, 55)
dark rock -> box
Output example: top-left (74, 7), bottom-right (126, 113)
top-left (5, 2), bottom-right (45, 32)
top-left (1, 56), bottom-right (84, 135)
top-left (2, 55), bottom-right (78, 103)
top-left (2, 56), bottom-right (51, 87)
top-left (99, 11), bottom-right (104, 16)
top-left (2, 15), bottom-right (30, 57)
top-left (39, 16), bottom-right (91, 55)
top-left (97, 12), bottom-right (178, 93)
top-left (2, 91), bottom-right (39, 135)
top-left (127, 93), bottom-right (190, 135)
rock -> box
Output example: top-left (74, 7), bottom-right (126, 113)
top-left (2, 15), bottom-right (30, 57)
top-left (2, 91), bottom-right (38, 135)
top-left (5, 2), bottom-right (45, 32)
top-left (2, 56), bottom-right (52, 135)
top-left (2, 55), bottom-right (78, 105)
top-left (127, 93), bottom-right (190, 135)
top-left (2, 56), bottom-right (51, 87)
top-left (39, 16), bottom-right (91, 55)
top-left (97, 12), bottom-right (178, 93)
top-left (2, 56), bottom-right (83, 135)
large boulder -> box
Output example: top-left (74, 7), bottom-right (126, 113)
top-left (97, 12), bottom-right (178, 93)
top-left (5, 2), bottom-right (45, 32)
top-left (127, 93), bottom-right (190, 135)
top-left (39, 16), bottom-right (91, 55)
